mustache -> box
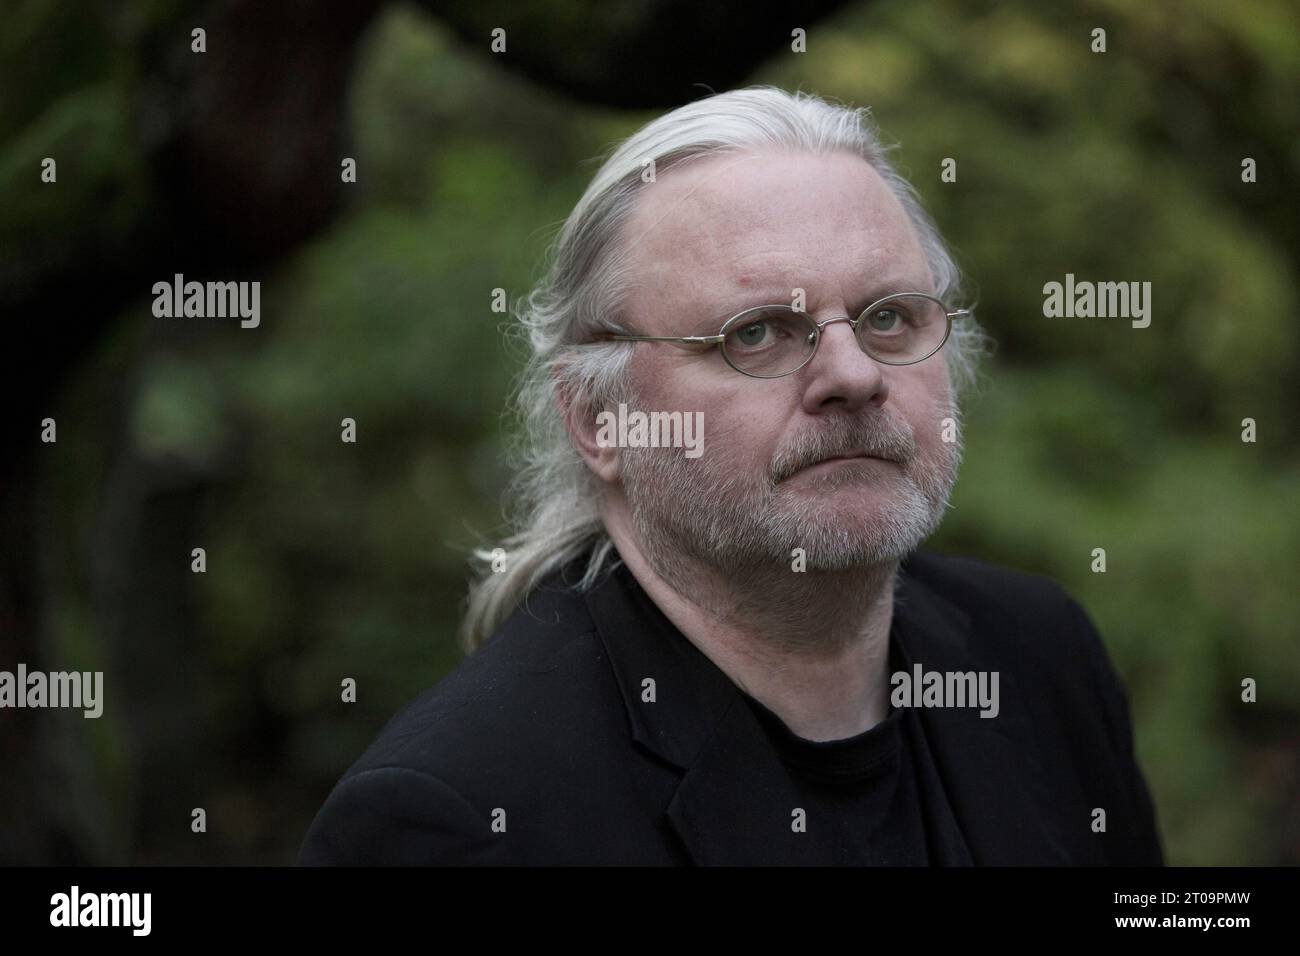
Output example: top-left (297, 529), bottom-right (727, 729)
top-left (769, 414), bottom-right (920, 483)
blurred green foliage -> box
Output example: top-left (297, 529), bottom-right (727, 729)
top-left (36, 0), bottom-right (1300, 864)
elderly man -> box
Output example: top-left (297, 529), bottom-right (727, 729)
top-left (301, 86), bottom-right (1163, 866)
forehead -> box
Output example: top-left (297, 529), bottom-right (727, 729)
top-left (620, 148), bottom-right (931, 322)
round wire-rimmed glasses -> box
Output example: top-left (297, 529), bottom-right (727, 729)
top-left (610, 292), bottom-right (971, 379)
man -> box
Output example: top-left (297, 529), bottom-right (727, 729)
top-left (300, 86), bottom-right (1163, 865)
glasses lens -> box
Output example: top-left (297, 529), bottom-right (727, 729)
top-left (721, 307), bottom-right (817, 377)
top-left (857, 294), bottom-right (949, 363)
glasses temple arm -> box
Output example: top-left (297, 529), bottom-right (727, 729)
top-left (609, 334), bottom-right (726, 344)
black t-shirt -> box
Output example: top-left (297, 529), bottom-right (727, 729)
top-left (737, 616), bottom-right (974, 866)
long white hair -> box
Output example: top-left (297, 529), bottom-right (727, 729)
top-left (459, 86), bottom-right (992, 650)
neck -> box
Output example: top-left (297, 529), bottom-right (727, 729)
top-left (601, 493), bottom-right (900, 742)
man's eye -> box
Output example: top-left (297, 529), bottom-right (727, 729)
top-left (868, 308), bottom-right (906, 332)
top-left (733, 321), bottom-right (772, 348)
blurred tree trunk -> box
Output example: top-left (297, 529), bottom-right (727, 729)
top-left (0, 0), bottom-right (854, 864)
top-left (0, 0), bottom-right (386, 865)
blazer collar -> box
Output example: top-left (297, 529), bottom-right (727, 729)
top-left (583, 551), bottom-right (1067, 865)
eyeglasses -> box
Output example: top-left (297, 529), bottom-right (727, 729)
top-left (609, 292), bottom-right (970, 379)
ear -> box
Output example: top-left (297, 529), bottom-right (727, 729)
top-left (554, 366), bottom-right (622, 484)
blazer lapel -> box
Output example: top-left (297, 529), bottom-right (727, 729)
top-left (663, 697), bottom-right (830, 865)
top-left (586, 559), bottom-right (820, 865)
top-left (894, 564), bottom-right (1070, 864)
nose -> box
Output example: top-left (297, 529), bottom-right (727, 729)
top-left (798, 315), bottom-right (889, 414)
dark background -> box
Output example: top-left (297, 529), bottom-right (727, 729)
top-left (1, 0), bottom-right (1296, 865)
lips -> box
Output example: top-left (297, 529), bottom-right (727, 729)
top-left (773, 443), bottom-right (906, 483)
top-left (812, 451), bottom-right (897, 466)
top-left (785, 453), bottom-right (899, 480)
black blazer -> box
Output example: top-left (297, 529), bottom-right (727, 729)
top-left (299, 549), bottom-right (1163, 865)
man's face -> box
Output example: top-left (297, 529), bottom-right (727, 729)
top-left (611, 148), bottom-right (963, 575)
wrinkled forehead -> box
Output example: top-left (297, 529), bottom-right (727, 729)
top-left (619, 148), bottom-right (931, 328)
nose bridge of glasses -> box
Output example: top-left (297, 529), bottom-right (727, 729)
top-left (810, 314), bottom-right (867, 352)
top-left (800, 313), bottom-right (874, 368)
top-left (813, 314), bottom-right (855, 332)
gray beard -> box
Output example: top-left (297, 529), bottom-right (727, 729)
top-left (618, 401), bottom-right (963, 588)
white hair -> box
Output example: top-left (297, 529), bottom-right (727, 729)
top-left (459, 85), bottom-right (992, 650)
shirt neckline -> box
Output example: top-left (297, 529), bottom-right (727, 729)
top-left (737, 620), bottom-right (910, 784)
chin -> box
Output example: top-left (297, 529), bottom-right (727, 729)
top-left (765, 492), bottom-right (939, 568)
top-left (778, 484), bottom-right (906, 521)
top-left (795, 538), bottom-right (913, 571)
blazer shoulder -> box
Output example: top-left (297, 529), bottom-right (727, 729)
top-left (299, 765), bottom-right (510, 865)
top-left (324, 573), bottom-right (618, 799)
top-left (903, 548), bottom-right (1083, 621)
top-left (301, 575), bottom-right (624, 863)
top-left (901, 549), bottom-right (1117, 682)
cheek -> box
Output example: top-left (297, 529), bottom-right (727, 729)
top-left (631, 358), bottom-right (789, 469)
top-left (625, 351), bottom-right (678, 407)
top-left (890, 368), bottom-right (953, 448)
top-left (703, 406), bottom-right (773, 467)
